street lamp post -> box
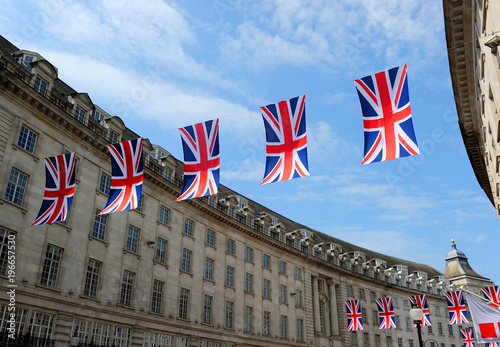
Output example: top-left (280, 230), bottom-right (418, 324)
top-left (410, 302), bottom-right (424, 347)
top-left (69, 326), bottom-right (80, 347)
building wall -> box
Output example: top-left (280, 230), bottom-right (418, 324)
top-left (444, 0), bottom-right (500, 220)
top-left (0, 39), bottom-right (464, 347)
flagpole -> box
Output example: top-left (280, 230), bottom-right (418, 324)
top-left (459, 286), bottom-right (500, 309)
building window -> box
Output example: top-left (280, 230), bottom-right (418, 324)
top-left (178, 288), bottom-right (190, 319)
top-left (319, 300), bottom-right (326, 334)
top-left (29, 311), bottom-right (54, 338)
top-left (243, 246), bottom-right (254, 263)
top-left (226, 239), bottom-right (235, 255)
top-left (263, 279), bottom-right (271, 299)
top-left (92, 210), bottom-right (107, 240)
top-left (280, 315), bottom-right (287, 338)
top-left (205, 258), bottom-right (214, 280)
top-left (373, 310), bottom-right (379, 325)
top-left (183, 219), bottom-right (193, 236)
top-left (435, 306), bottom-right (440, 316)
top-left (181, 249), bottom-right (192, 273)
top-left (159, 206), bottom-right (169, 224)
top-left (395, 315), bottom-right (400, 328)
top-left (352, 331), bottom-right (357, 347)
top-left (136, 194), bottom-right (143, 212)
top-left (74, 106), bottom-right (86, 123)
top-left (279, 260), bottom-right (286, 274)
top-left (109, 130), bottom-right (118, 144)
top-left (361, 308), bottom-right (367, 324)
top-left (428, 325), bottom-right (433, 334)
top-left (406, 317), bottom-right (411, 330)
top-left (40, 244), bottom-right (62, 287)
top-left (245, 307), bottom-right (253, 332)
top-left (398, 337), bottom-right (403, 347)
top-left (347, 284), bottom-right (353, 297)
top-left (263, 311), bottom-right (271, 336)
top-left (297, 319), bottom-right (304, 341)
top-left (296, 289), bottom-right (303, 307)
top-left (409, 339), bottom-right (414, 347)
top-left (5, 168), bottom-right (28, 206)
top-left (280, 285), bottom-right (287, 303)
top-left (203, 295), bottom-right (213, 324)
top-left (245, 273), bottom-right (253, 293)
top-left (17, 126), bottom-right (37, 153)
top-left (34, 77), bottom-right (47, 96)
top-left (393, 297), bottom-right (398, 307)
top-left (226, 266), bottom-right (234, 287)
top-left (448, 325), bottom-right (454, 336)
top-left (99, 173), bottom-right (111, 195)
top-left (83, 258), bottom-right (101, 298)
top-left (263, 254), bottom-right (270, 269)
top-left (0, 228), bottom-right (15, 276)
top-left (404, 299), bottom-right (409, 309)
top-left (225, 301), bottom-right (234, 328)
top-left (387, 336), bottom-right (392, 347)
top-left (206, 229), bottom-right (215, 246)
top-left (438, 322), bottom-right (443, 335)
top-left (120, 270), bottom-right (134, 306)
top-left (155, 238), bottom-right (167, 264)
top-left (360, 288), bottom-right (365, 300)
top-left (371, 291), bottom-right (376, 302)
top-left (375, 334), bottom-right (380, 347)
top-left (295, 266), bottom-right (302, 280)
top-left (126, 225), bottom-right (139, 253)
top-left (151, 280), bottom-right (163, 313)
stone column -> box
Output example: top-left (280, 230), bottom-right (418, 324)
top-left (53, 312), bottom-right (72, 347)
top-left (130, 326), bottom-right (144, 347)
top-left (312, 276), bottom-right (321, 335)
top-left (327, 280), bottom-right (339, 336)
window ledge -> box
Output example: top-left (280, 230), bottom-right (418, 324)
top-left (132, 209), bottom-right (145, 218)
top-left (244, 260), bottom-right (255, 265)
top-left (0, 198), bottom-right (28, 214)
top-left (244, 291), bottom-right (254, 296)
top-left (179, 270), bottom-right (193, 277)
top-left (203, 278), bottom-right (215, 284)
top-left (224, 285), bottom-right (235, 290)
top-left (88, 235), bottom-right (109, 247)
top-left (205, 243), bottom-right (216, 250)
top-left (148, 311), bottom-right (164, 317)
top-left (12, 144), bottom-right (39, 162)
top-left (35, 283), bottom-right (61, 293)
top-left (157, 221), bottom-right (172, 229)
top-left (182, 233), bottom-right (195, 241)
top-left (225, 252), bottom-right (236, 258)
top-left (79, 294), bottom-right (100, 303)
top-left (153, 260), bottom-right (168, 269)
top-left (116, 304), bottom-right (134, 310)
top-left (123, 249), bottom-right (140, 259)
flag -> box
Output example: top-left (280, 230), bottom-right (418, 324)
top-left (376, 297), bottom-right (396, 329)
top-left (354, 64), bottom-right (419, 165)
top-left (481, 286), bottom-right (500, 309)
top-left (260, 95), bottom-right (309, 185)
top-left (345, 299), bottom-right (363, 331)
top-left (488, 343), bottom-right (499, 347)
top-left (32, 153), bottom-right (76, 226)
top-left (464, 293), bottom-right (500, 343)
top-left (461, 328), bottom-right (475, 347)
top-left (445, 291), bottom-right (469, 324)
top-left (176, 119), bottom-right (220, 201)
top-left (160, 334), bottom-right (166, 339)
top-left (100, 138), bottom-right (143, 215)
top-left (409, 295), bottom-right (431, 326)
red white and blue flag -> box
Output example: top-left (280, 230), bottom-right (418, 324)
top-left (260, 95), bottom-right (309, 185)
top-left (345, 299), bottom-right (363, 331)
top-left (32, 153), bottom-right (76, 226)
top-left (461, 328), bottom-right (475, 347)
top-left (409, 295), bottom-right (431, 326)
top-left (177, 119), bottom-right (220, 201)
top-left (481, 286), bottom-right (500, 309)
top-left (445, 291), bottom-right (469, 324)
top-left (488, 343), bottom-right (499, 347)
top-left (354, 65), bottom-right (419, 165)
top-left (100, 138), bottom-right (143, 215)
top-left (376, 297), bottom-right (396, 329)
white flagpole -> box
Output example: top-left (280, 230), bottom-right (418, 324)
top-left (459, 286), bottom-right (500, 309)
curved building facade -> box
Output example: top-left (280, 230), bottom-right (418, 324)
top-left (0, 34), bottom-right (492, 347)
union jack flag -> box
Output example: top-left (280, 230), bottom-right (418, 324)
top-left (481, 286), bottom-right (500, 309)
top-left (260, 95), bottom-right (309, 185)
top-left (488, 343), bottom-right (499, 347)
top-left (445, 291), bottom-right (469, 324)
top-left (345, 299), bottom-right (363, 331)
top-left (354, 65), bottom-right (419, 165)
top-left (409, 295), bottom-right (431, 326)
top-left (32, 153), bottom-right (76, 226)
top-left (376, 297), bottom-right (396, 329)
top-left (176, 119), bottom-right (220, 201)
top-left (100, 138), bottom-right (143, 215)
top-left (461, 328), bottom-right (475, 347)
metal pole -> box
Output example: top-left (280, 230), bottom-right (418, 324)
top-left (416, 321), bottom-right (424, 347)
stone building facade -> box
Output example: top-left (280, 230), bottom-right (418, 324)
top-left (0, 35), bottom-right (492, 347)
top-left (443, 0), bottom-right (500, 221)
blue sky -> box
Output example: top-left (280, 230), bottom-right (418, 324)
top-left (2, 0), bottom-right (499, 284)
